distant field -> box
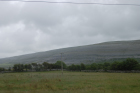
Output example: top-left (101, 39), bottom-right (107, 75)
top-left (0, 71), bottom-right (140, 93)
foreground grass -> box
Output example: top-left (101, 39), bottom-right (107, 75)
top-left (0, 71), bottom-right (140, 93)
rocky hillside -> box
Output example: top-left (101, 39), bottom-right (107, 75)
top-left (0, 40), bottom-right (140, 67)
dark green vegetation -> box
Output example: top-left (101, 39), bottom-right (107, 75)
top-left (12, 61), bottom-right (67, 72)
top-left (1, 58), bottom-right (140, 72)
top-left (0, 71), bottom-right (140, 93)
top-left (68, 58), bottom-right (140, 71)
top-left (1, 40), bottom-right (140, 67)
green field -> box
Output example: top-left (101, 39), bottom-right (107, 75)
top-left (0, 71), bottom-right (140, 93)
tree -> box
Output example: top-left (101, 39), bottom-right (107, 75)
top-left (90, 63), bottom-right (98, 70)
top-left (48, 63), bottom-right (53, 71)
top-left (8, 67), bottom-right (11, 71)
top-left (27, 64), bottom-right (32, 70)
top-left (122, 58), bottom-right (139, 70)
top-left (38, 64), bottom-right (43, 71)
top-left (103, 62), bottom-right (110, 71)
top-left (18, 64), bottom-right (24, 72)
top-left (54, 61), bottom-right (61, 69)
top-left (42, 62), bottom-right (49, 70)
top-left (32, 63), bottom-right (40, 71)
top-left (86, 65), bottom-right (91, 70)
top-left (75, 65), bottom-right (81, 71)
top-left (0, 68), bottom-right (5, 72)
top-left (13, 64), bottom-right (18, 71)
top-left (55, 61), bottom-right (67, 69)
top-left (71, 64), bottom-right (76, 71)
top-left (133, 63), bottom-right (140, 70)
top-left (110, 61), bottom-right (120, 70)
top-left (31, 63), bottom-right (37, 67)
top-left (98, 63), bottom-right (103, 70)
top-left (25, 64), bottom-right (28, 71)
top-left (13, 64), bottom-right (24, 72)
top-left (81, 63), bottom-right (86, 70)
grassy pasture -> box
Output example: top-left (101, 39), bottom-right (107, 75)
top-left (0, 71), bottom-right (140, 93)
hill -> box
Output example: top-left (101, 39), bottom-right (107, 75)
top-left (0, 40), bottom-right (140, 67)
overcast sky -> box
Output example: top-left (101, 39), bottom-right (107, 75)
top-left (0, 0), bottom-right (140, 58)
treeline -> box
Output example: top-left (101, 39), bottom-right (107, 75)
top-left (0, 61), bottom-right (66, 72)
top-left (68, 58), bottom-right (140, 71)
top-left (1, 58), bottom-right (140, 72)
top-left (12, 61), bottom-right (66, 72)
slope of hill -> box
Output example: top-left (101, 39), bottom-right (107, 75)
top-left (0, 40), bottom-right (140, 67)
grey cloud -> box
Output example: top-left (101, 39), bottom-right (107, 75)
top-left (0, 0), bottom-right (140, 58)
top-left (0, 2), bottom-right (22, 26)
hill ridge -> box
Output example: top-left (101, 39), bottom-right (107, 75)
top-left (0, 39), bottom-right (140, 67)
